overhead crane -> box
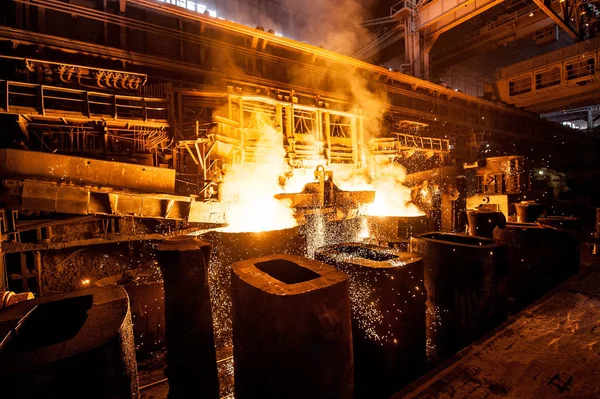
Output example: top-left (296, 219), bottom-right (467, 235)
top-left (493, 36), bottom-right (600, 113)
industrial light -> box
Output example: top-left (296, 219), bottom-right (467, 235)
top-left (529, 11), bottom-right (534, 17)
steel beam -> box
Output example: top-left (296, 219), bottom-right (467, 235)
top-left (532, 0), bottom-right (580, 40)
top-left (417, 0), bottom-right (505, 39)
top-left (432, 5), bottom-right (554, 71)
top-left (1, 2), bottom-right (596, 153)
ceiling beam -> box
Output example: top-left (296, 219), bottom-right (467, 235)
top-left (531, 0), bottom-right (580, 40)
top-left (417, 0), bottom-right (505, 40)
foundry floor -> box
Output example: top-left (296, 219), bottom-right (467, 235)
top-left (140, 253), bottom-right (600, 399)
top-left (394, 251), bottom-right (600, 399)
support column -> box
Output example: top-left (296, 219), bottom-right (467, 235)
top-left (404, 17), bottom-right (421, 78)
top-left (37, 5), bottom-right (45, 33)
top-left (593, 208), bottom-right (600, 255)
top-left (119, 0), bottom-right (127, 49)
top-left (0, 251), bottom-right (6, 292)
top-left (588, 108), bottom-right (593, 131)
top-left (423, 42), bottom-right (432, 81)
top-left (156, 236), bottom-right (220, 399)
top-left (324, 111), bottom-right (331, 164)
top-left (403, 13), bottom-right (438, 80)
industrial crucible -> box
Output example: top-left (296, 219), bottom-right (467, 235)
top-left (156, 236), bottom-right (219, 399)
top-left (231, 254), bottom-right (353, 399)
top-left (514, 201), bottom-right (546, 223)
top-left (364, 215), bottom-right (429, 246)
top-left (495, 222), bottom-right (580, 311)
top-left (465, 208), bottom-right (506, 238)
top-left (0, 286), bottom-right (138, 399)
top-left (202, 227), bottom-right (304, 349)
top-left (95, 273), bottom-right (166, 358)
top-left (410, 232), bottom-right (507, 364)
top-left (315, 243), bottom-right (426, 398)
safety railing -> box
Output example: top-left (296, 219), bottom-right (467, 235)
top-left (368, 134), bottom-right (450, 155)
top-left (390, 0), bottom-right (417, 16)
top-left (505, 53), bottom-right (598, 98)
top-left (0, 80), bottom-right (169, 123)
top-left (508, 75), bottom-right (533, 96)
top-left (367, 138), bottom-right (398, 155)
top-left (394, 133), bottom-right (450, 152)
top-left (458, 2), bottom-right (538, 46)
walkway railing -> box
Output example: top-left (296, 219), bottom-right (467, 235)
top-left (0, 80), bottom-right (169, 123)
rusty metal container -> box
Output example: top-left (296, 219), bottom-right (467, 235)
top-left (95, 274), bottom-right (166, 358)
top-left (123, 281), bottom-right (165, 355)
top-left (232, 254), bottom-right (353, 399)
top-left (302, 215), bottom-right (363, 257)
top-left (466, 209), bottom-right (506, 238)
top-left (315, 243), bottom-right (426, 398)
top-left (364, 215), bottom-right (429, 245)
top-left (514, 201), bottom-right (546, 223)
top-left (202, 227), bottom-right (304, 348)
top-left (494, 222), bottom-right (579, 311)
top-left (537, 216), bottom-right (580, 230)
top-left (410, 232), bottom-right (507, 363)
top-left (0, 286), bottom-right (138, 398)
top-left (156, 236), bottom-right (219, 399)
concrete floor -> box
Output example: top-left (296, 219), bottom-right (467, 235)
top-left (140, 253), bottom-right (600, 399)
top-left (395, 252), bottom-right (600, 399)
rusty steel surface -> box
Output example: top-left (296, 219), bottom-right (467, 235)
top-left (365, 215), bottom-right (429, 244)
top-left (465, 209), bottom-right (506, 238)
top-left (495, 222), bottom-right (580, 312)
top-left (394, 260), bottom-right (600, 399)
top-left (201, 227), bottom-right (305, 349)
top-left (0, 179), bottom-right (193, 220)
top-left (0, 286), bottom-right (139, 398)
top-left (316, 243), bottom-right (426, 398)
top-left (231, 254), bottom-right (354, 399)
top-left (515, 201), bottom-right (547, 223)
top-left (410, 232), bottom-right (508, 364)
top-left (0, 149), bottom-right (175, 194)
top-left (156, 236), bottom-right (219, 399)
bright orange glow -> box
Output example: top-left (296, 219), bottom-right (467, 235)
top-left (219, 124), bottom-right (298, 233)
top-left (332, 163), bottom-right (424, 217)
